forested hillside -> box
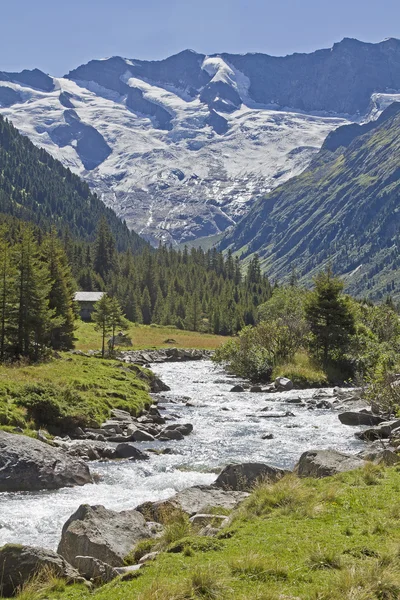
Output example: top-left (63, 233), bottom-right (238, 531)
top-left (70, 219), bottom-right (272, 335)
top-left (0, 116), bottom-right (146, 253)
top-left (0, 115), bottom-right (272, 355)
top-left (221, 102), bottom-right (400, 300)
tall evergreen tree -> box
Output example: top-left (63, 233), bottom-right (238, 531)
top-left (108, 297), bottom-right (129, 353)
top-left (41, 229), bottom-right (76, 350)
top-left (305, 268), bottom-right (355, 365)
top-left (92, 294), bottom-right (112, 358)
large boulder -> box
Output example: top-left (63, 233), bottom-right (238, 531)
top-left (58, 504), bottom-right (154, 568)
top-left (0, 544), bottom-right (81, 597)
top-left (136, 485), bottom-right (248, 521)
top-left (338, 412), bottom-right (385, 426)
top-left (295, 450), bottom-right (365, 478)
top-left (275, 377), bottom-right (294, 391)
top-left (163, 423), bottom-right (193, 436)
top-left (214, 463), bottom-right (286, 491)
top-left (75, 555), bottom-right (119, 583)
top-left (0, 430), bottom-right (92, 492)
top-left (114, 443), bottom-right (149, 460)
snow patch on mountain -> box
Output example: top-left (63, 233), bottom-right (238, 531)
top-left (0, 67), bottom-right (349, 245)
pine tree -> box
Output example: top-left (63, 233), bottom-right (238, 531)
top-left (42, 229), bottom-right (76, 350)
top-left (92, 294), bottom-right (112, 357)
top-left (141, 287), bottom-right (152, 325)
top-left (185, 291), bottom-right (201, 331)
top-left (108, 297), bottom-right (129, 353)
top-left (0, 233), bottom-right (17, 361)
top-left (13, 226), bottom-right (55, 360)
top-left (305, 268), bottom-right (355, 365)
top-left (93, 217), bottom-right (117, 280)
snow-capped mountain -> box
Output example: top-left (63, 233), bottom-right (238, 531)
top-left (1, 38), bottom-right (399, 245)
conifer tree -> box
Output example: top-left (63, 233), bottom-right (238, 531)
top-left (92, 294), bottom-right (112, 357)
top-left (13, 226), bottom-right (55, 360)
top-left (108, 297), bottom-right (129, 353)
top-left (305, 268), bottom-right (355, 365)
top-left (93, 217), bottom-right (117, 280)
top-left (0, 233), bottom-right (17, 361)
top-left (41, 229), bottom-right (76, 350)
top-left (141, 287), bottom-right (152, 325)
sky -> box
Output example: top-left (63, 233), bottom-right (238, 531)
top-left (1, 0), bottom-right (400, 76)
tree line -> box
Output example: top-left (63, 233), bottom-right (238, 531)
top-left (67, 218), bottom-right (272, 336)
top-left (0, 222), bottom-right (75, 362)
top-left (214, 268), bottom-right (400, 384)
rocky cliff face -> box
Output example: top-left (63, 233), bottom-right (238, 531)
top-left (0, 39), bottom-right (399, 244)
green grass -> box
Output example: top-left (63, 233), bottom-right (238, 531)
top-left (272, 351), bottom-right (328, 388)
top-left (0, 354), bottom-right (152, 433)
top-left (14, 466), bottom-right (400, 600)
top-left (74, 321), bottom-right (227, 353)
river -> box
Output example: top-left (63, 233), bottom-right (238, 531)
top-left (0, 360), bottom-right (366, 550)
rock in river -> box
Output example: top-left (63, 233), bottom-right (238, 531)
top-left (295, 450), bottom-right (365, 478)
top-left (275, 377), bottom-right (294, 391)
top-left (214, 462), bottom-right (286, 491)
top-left (0, 430), bottom-right (92, 492)
top-left (58, 504), bottom-right (156, 568)
top-left (338, 412), bottom-right (385, 426)
top-left (0, 544), bottom-right (82, 597)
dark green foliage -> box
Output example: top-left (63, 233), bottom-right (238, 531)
top-left (0, 223), bottom-right (76, 362)
top-left (0, 115), bottom-right (146, 253)
top-left (305, 269), bottom-right (356, 365)
top-left (41, 229), bottom-right (76, 350)
top-left (215, 268), bottom-right (400, 384)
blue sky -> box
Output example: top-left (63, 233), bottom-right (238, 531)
top-left (2, 0), bottom-right (400, 75)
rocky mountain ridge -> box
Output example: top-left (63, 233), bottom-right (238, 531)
top-left (2, 38), bottom-right (400, 245)
top-left (220, 102), bottom-right (400, 300)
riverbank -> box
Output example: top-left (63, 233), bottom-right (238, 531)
top-left (0, 354), bottom-right (155, 435)
top-left (6, 464), bottom-right (400, 599)
top-left (1, 360), bottom-right (400, 599)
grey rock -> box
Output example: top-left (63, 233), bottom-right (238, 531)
top-left (286, 396), bottom-right (304, 404)
top-left (275, 377), bottom-right (294, 391)
top-left (262, 433), bottom-right (274, 440)
top-left (54, 439), bottom-right (116, 461)
top-left (163, 423), bottom-right (193, 436)
top-left (130, 430), bottom-right (155, 442)
top-left (0, 430), bottom-right (92, 492)
top-left (357, 449), bottom-right (400, 466)
top-left (338, 412), bottom-right (385, 426)
top-left (0, 544), bottom-right (81, 597)
top-left (115, 443), bottom-right (149, 460)
top-left (189, 514), bottom-right (229, 528)
top-left (58, 504), bottom-right (153, 568)
top-left (110, 408), bottom-right (133, 421)
top-left (214, 462), bottom-right (286, 491)
top-left (250, 386), bottom-right (262, 392)
top-left (139, 551), bottom-right (159, 564)
top-left (157, 429), bottom-right (184, 441)
top-left (230, 385), bottom-right (245, 392)
top-left (136, 485), bottom-right (248, 521)
top-left (75, 555), bottom-right (119, 583)
top-left (295, 450), bottom-right (366, 478)
top-left (316, 400), bottom-right (334, 409)
top-left (356, 426), bottom-right (391, 441)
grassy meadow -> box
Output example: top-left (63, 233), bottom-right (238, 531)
top-left (73, 320), bottom-right (228, 352)
top-left (13, 464), bottom-right (400, 600)
top-left (0, 354), bottom-right (153, 434)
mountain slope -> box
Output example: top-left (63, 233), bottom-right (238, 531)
top-left (220, 103), bottom-right (400, 300)
top-left (0, 115), bottom-right (147, 252)
top-left (1, 38), bottom-right (400, 246)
